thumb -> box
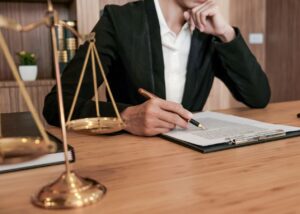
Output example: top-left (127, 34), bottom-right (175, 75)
top-left (183, 11), bottom-right (190, 21)
top-left (184, 11), bottom-right (195, 32)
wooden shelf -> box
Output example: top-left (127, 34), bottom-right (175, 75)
top-left (0, 79), bottom-right (56, 116)
top-left (0, 79), bottom-right (56, 88)
top-left (0, 0), bottom-right (76, 81)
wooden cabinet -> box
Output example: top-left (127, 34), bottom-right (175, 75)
top-left (0, 0), bottom-right (83, 80)
top-left (0, 0), bottom-right (100, 115)
top-left (0, 0), bottom-right (106, 81)
top-left (0, 80), bottom-right (55, 120)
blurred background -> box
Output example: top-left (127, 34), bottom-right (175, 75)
top-left (0, 0), bottom-right (299, 118)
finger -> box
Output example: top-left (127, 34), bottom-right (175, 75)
top-left (191, 7), bottom-right (200, 29)
top-left (191, 2), bottom-right (212, 30)
top-left (143, 99), bottom-right (186, 128)
top-left (158, 100), bottom-right (193, 121)
top-left (190, 21), bottom-right (196, 31)
top-left (183, 11), bottom-right (190, 21)
top-left (184, 11), bottom-right (195, 31)
top-left (144, 99), bottom-right (191, 128)
top-left (200, 4), bottom-right (217, 26)
top-left (196, 10), bottom-right (204, 31)
top-left (189, 15), bottom-right (196, 31)
top-left (156, 119), bottom-right (176, 129)
top-left (156, 109), bottom-right (189, 129)
top-left (144, 115), bottom-right (176, 130)
top-left (192, 1), bottom-right (215, 31)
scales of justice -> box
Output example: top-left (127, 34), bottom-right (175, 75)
top-left (0, 0), bottom-right (125, 209)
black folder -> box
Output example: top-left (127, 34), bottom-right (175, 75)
top-left (0, 112), bottom-right (75, 173)
top-left (161, 130), bottom-right (300, 153)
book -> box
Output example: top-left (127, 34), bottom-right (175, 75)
top-left (162, 112), bottom-right (300, 153)
top-left (58, 50), bottom-right (68, 75)
top-left (0, 112), bottom-right (75, 173)
top-left (55, 20), bottom-right (78, 75)
top-left (65, 21), bottom-right (77, 62)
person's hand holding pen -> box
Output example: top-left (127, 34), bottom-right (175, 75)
top-left (120, 89), bottom-right (194, 136)
top-left (121, 88), bottom-right (205, 136)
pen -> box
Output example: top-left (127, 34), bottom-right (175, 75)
top-left (138, 88), bottom-right (206, 129)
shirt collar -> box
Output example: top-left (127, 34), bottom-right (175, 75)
top-left (154, 0), bottom-right (170, 36)
top-left (154, 0), bottom-right (189, 37)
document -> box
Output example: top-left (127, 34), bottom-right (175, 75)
top-left (163, 112), bottom-right (300, 147)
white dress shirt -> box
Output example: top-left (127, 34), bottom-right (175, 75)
top-left (154, 0), bottom-right (192, 104)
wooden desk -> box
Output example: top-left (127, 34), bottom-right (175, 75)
top-left (1, 101), bottom-right (300, 214)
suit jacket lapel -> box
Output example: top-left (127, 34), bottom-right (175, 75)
top-left (144, 0), bottom-right (166, 99)
top-left (142, 0), bottom-right (213, 106)
top-left (182, 30), bottom-right (211, 109)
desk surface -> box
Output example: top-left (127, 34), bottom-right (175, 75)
top-left (1, 101), bottom-right (300, 214)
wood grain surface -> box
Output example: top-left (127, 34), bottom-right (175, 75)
top-left (230, 0), bottom-right (266, 70)
top-left (0, 79), bottom-right (55, 117)
top-left (266, 0), bottom-right (300, 102)
top-left (0, 101), bottom-right (300, 214)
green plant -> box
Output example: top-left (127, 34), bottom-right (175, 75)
top-left (16, 51), bottom-right (37, 65)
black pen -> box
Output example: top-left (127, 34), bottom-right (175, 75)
top-left (138, 88), bottom-right (206, 130)
top-left (189, 118), bottom-right (205, 129)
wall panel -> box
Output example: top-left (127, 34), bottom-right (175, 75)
top-left (0, 80), bottom-right (55, 122)
top-left (99, 0), bottom-right (136, 9)
top-left (76, 0), bottom-right (100, 35)
top-left (229, 0), bottom-right (266, 69)
top-left (266, 0), bottom-right (300, 102)
top-left (204, 0), bottom-right (242, 110)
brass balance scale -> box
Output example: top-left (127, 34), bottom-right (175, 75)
top-left (0, 0), bottom-right (125, 209)
top-left (0, 15), bottom-right (56, 164)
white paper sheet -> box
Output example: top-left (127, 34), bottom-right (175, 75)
top-left (163, 112), bottom-right (300, 147)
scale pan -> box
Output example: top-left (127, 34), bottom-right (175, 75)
top-left (0, 137), bottom-right (57, 164)
top-left (66, 117), bottom-right (125, 134)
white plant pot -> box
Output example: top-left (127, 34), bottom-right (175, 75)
top-left (19, 65), bottom-right (38, 81)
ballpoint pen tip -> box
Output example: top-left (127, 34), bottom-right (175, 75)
top-left (198, 124), bottom-right (206, 129)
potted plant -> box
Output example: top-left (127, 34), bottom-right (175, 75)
top-left (17, 51), bottom-right (38, 81)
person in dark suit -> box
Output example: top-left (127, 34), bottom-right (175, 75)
top-left (43, 0), bottom-right (271, 136)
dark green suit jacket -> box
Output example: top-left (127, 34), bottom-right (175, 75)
top-left (43, 0), bottom-right (271, 126)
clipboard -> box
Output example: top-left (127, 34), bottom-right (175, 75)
top-left (161, 130), bottom-right (300, 153)
top-left (160, 112), bottom-right (300, 153)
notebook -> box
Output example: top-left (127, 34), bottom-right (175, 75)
top-left (0, 112), bottom-right (75, 173)
top-left (162, 112), bottom-right (300, 153)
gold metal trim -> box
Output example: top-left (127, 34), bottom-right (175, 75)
top-left (0, 137), bottom-right (56, 165)
top-left (35, 0), bottom-right (118, 208)
top-left (66, 117), bottom-right (125, 134)
top-left (65, 36), bottom-right (125, 135)
top-left (32, 171), bottom-right (106, 209)
top-left (1, 0), bottom-right (124, 208)
top-left (0, 15), bottom-right (57, 163)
